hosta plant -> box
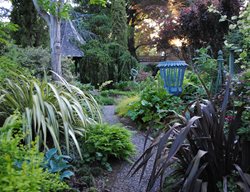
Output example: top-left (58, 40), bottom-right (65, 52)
top-left (44, 148), bottom-right (74, 180)
top-left (0, 73), bottom-right (102, 158)
top-left (130, 78), bottom-right (249, 192)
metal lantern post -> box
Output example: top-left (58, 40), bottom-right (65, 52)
top-left (157, 61), bottom-right (188, 96)
top-left (214, 50), bottom-right (225, 94)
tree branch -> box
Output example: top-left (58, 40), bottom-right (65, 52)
top-left (135, 42), bottom-right (155, 50)
top-left (32, 0), bottom-right (50, 24)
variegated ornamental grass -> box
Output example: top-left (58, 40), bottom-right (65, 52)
top-left (0, 74), bottom-right (102, 159)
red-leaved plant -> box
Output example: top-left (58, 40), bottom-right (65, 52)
top-left (129, 77), bottom-right (249, 191)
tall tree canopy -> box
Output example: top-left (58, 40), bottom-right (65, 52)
top-left (126, 0), bottom-right (170, 57)
top-left (156, 0), bottom-right (241, 60)
top-left (10, 0), bottom-right (48, 47)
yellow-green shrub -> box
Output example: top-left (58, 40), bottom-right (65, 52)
top-left (0, 116), bottom-right (68, 192)
top-left (116, 95), bottom-right (140, 117)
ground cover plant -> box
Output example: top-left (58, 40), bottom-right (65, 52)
top-left (0, 73), bottom-right (102, 158)
top-left (96, 88), bottom-right (137, 105)
top-left (44, 148), bottom-right (74, 180)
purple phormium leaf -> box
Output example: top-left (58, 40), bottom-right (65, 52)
top-left (146, 116), bottom-right (200, 191)
top-left (166, 116), bottom-right (201, 163)
top-left (234, 164), bottom-right (250, 192)
top-left (182, 150), bottom-right (207, 191)
top-left (201, 182), bottom-right (208, 192)
top-left (223, 176), bottom-right (228, 192)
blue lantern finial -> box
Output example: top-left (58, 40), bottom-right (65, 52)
top-left (157, 60), bottom-right (188, 95)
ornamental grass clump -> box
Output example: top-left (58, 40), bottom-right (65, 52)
top-left (0, 73), bottom-right (102, 158)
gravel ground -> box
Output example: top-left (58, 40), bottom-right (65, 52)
top-left (102, 105), bottom-right (159, 192)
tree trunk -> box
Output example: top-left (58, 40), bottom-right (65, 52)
top-left (127, 8), bottom-right (138, 59)
top-left (128, 25), bottom-right (137, 59)
top-left (32, 0), bottom-right (63, 81)
top-left (50, 15), bottom-right (62, 80)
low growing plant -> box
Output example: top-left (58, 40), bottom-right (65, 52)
top-left (116, 95), bottom-right (140, 117)
top-left (181, 70), bottom-right (207, 101)
top-left (124, 76), bottom-right (184, 130)
top-left (95, 95), bottom-right (115, 105)
top-left (113, 81), bottom-right (140, 91)
top-left (81, 123), bottom-right (135, 171)
top-left (0, 115), bottom-right (69, 192)
top-left (44, 148), bottom-right (74, 180)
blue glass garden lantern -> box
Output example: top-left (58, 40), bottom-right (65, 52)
top-left (157, 61), bottom-right (188, 95)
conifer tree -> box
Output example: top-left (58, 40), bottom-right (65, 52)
top-left (111, 0), bottom-right (128, 49)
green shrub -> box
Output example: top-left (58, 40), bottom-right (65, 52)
top-left (0, 115), bottom-right (68, 192)
top-left (193, 47), bottom-right (217, 92)
top-left (4, 45), bottom-right (75, 81)
top-left (0, 22), bottom-right (18, 55)
top-left (106, 42), bottom-right (138, 82)
top-left (237, 4), bottom-right (250, 68)
top-left (122, 76), bottom-right (184, 130)
top-left (79, 40), bottom-right (112, 86)
top-left (0, 73), bottom-right (102, 158)
top-left (113, 81), bottom-right (140, 91)
top-left (79, 40), bottom-right (138, 86)
top-left (74, 81), bottom-right (95, 91)
top-left (234, 70), bottom-right (250, 141)
top-left (82, 123), bottom-right (135, 170)
top-left (180, 70), bottom-right (207, 101)
top-left (0, 56), bottom-right (28, 83)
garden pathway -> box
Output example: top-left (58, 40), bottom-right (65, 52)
top-left (102, 105), bottom-right (159, 192)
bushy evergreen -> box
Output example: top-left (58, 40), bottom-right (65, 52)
top-left (79, 40), bottom-right (137, 86)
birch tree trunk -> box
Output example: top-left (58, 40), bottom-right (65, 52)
top-left (32, 0), bottom-right (62, 81)
top-left (50, 15), bottom-right (62, 80)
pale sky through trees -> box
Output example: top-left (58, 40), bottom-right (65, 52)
top-left (0, 0), bottom-right (11, 9)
